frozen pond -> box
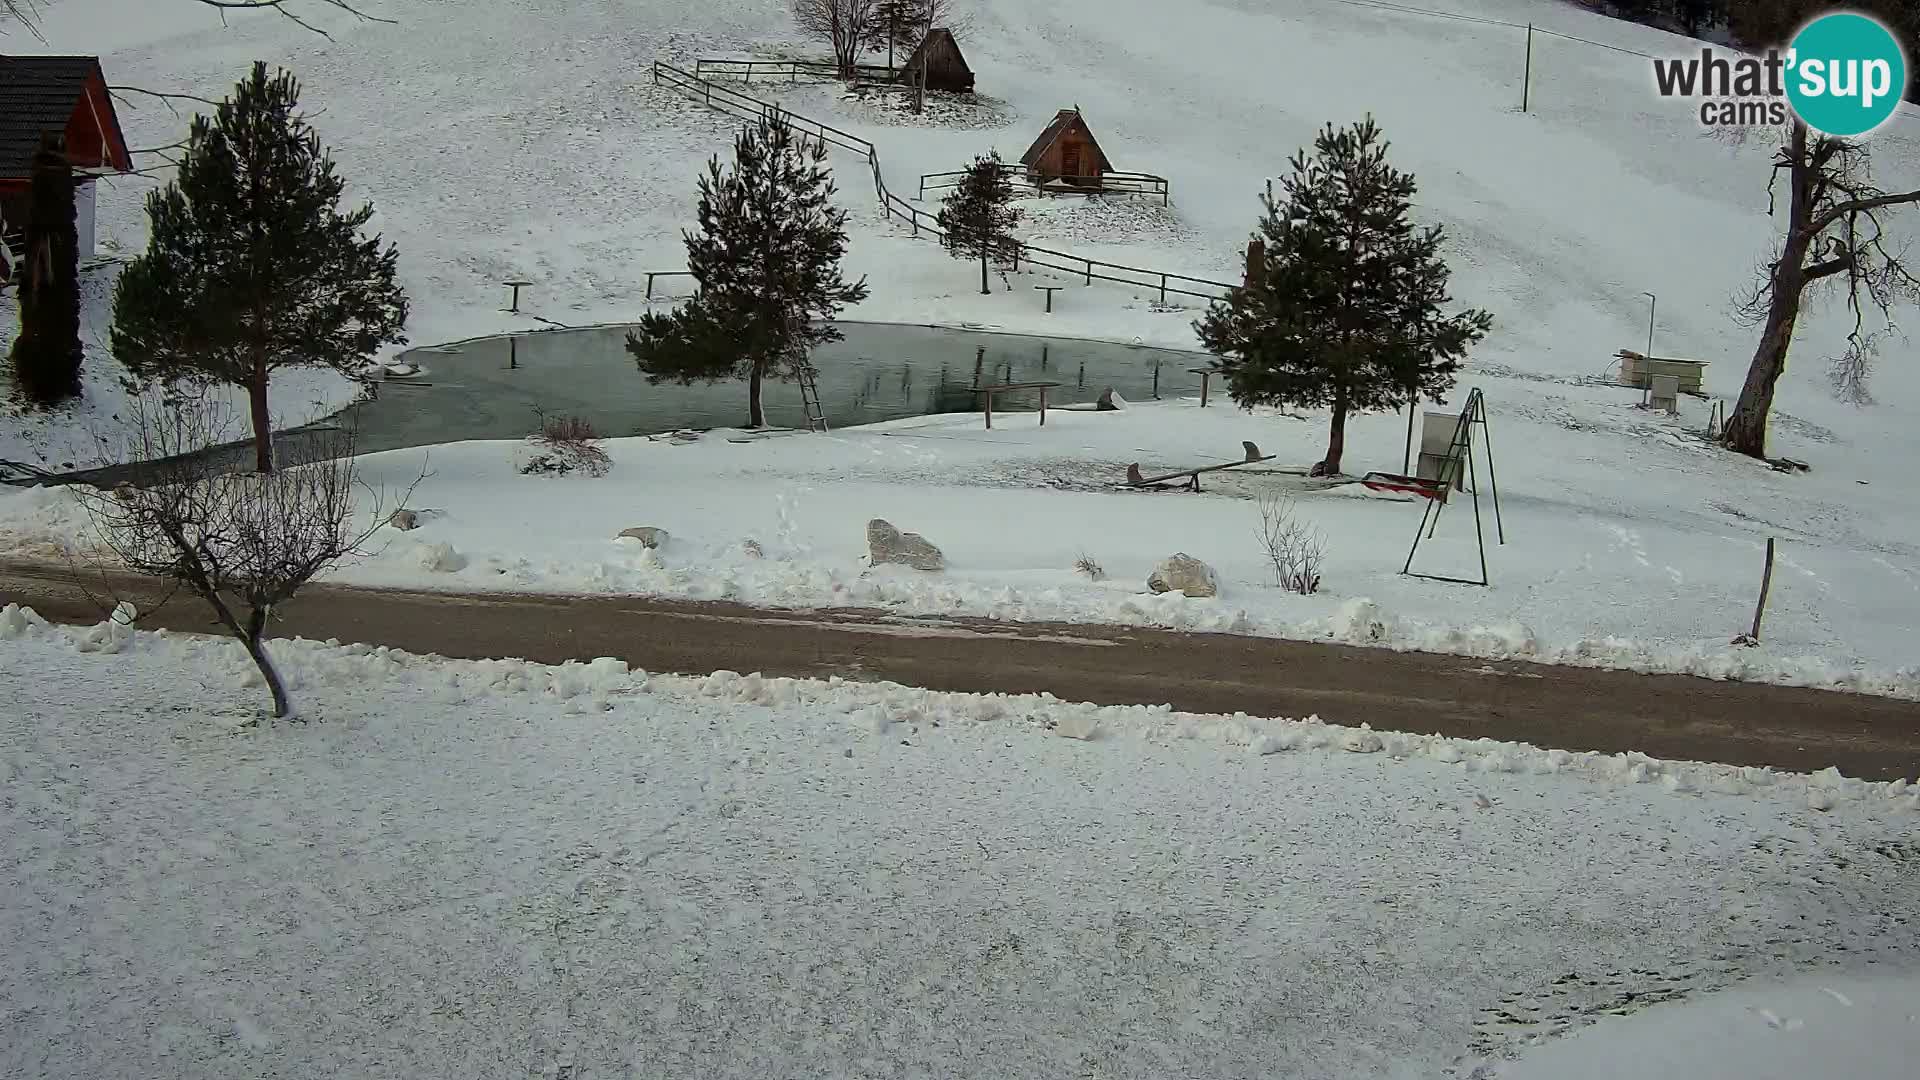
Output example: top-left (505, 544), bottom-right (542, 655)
top-left (340, 321), bottom-right (1218, 453)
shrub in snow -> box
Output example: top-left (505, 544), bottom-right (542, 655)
top-left (866, 518), bottom-right (945, 571)
top-left (517, 411), bottom-right (611, 477)
top-left (1255, 492), bottom-right (1323, 594)
top-left (1073, 552), bottom-right (1106, 581)
top-left (1146, 553), bottom-right (1218, 598)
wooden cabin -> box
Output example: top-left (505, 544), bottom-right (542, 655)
top-left (0, 56), bottom-right (132, 268)
top-left (1021, 108), bottom-right (1110, 188)
top-left (899, 28), bottom-right (974, 93)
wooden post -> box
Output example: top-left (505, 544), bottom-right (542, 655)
top-left (1152, 362), bottom-right (1160, 400)
top-left (1644, 291), bottom-right (1657, 358)
top-left (1039, 386), bottom-right (1048, 426)
top-left (646, 272), bottom-right (656, 301)
top-left (983, 388), bottom-right (994, 429)
top-left (1748, 538), bottom-right (1776, 642)
top-left (508, 335), bottom-right (517, 370)
top-left (1522, 24), bottom-right (1534, 112)
top-left (1085, 260), bottom-right (1093, 285)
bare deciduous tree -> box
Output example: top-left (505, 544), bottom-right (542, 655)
top-left (792, 0), bottom-right (880, 79)
top-left (1723, 120), bottom-right (1920, 457)
top-left (1256, 492), bottom-right (1324, 595)
top-left (75, 392), bottom-right (419, 718)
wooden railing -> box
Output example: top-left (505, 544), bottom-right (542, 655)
top-left (694, 57), bottom-right (900, 84)
top-left (919, 165), bottom-right (1172, 206)
top-left (649, 61), bottom-right (1236, 305)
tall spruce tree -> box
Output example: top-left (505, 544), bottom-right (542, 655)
top-left (8, 133), bottom-right (84, 408)
top-left (627, 116), bottom-right (868, 428)
top-left (111, 62), bottom-right (408, 473)
top-left (1195, 118), bottom-right (1491, 476)
top-left (936, 152), bottom-right (1021, 295)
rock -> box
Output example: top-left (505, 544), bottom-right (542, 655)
top-left (389, 508), bottom-right (419, 531)
top-left (618, 526), bottom-right (669, 549)
top-left (1146, 553), bottom-right (1217, 598)
top-left (741, 538), bottom-right (765, 559)
top-left (1097, 387), bottom-right (1128, 411)
top-left (866, 518), bottom-right (944, 571)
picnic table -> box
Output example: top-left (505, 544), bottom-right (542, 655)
top-left (975, 381), bottom-right (1061, 429)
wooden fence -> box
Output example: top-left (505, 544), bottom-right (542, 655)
top-left (649, 61), bottom-right (1236, 305)
top-left (693, 57), bottom-right (901, 84)
top-left (919, 165), bottom-right (1171, 206)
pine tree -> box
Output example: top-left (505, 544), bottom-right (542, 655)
top-left (8, 133), bottom-right (84, 408)
top-left (936, 152), bottom-right (1021, 295)
top-left (626, 116), bottom-right (868, 429)
top-left (1195, 118), bottom-right (1491, 476)
top-left (111, 62), bottom-right (408, 473)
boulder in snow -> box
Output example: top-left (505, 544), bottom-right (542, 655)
top-left (618, 526), bottom-right (669, 549)
top-left (741, 538), bottom-right (765, 559)
top-left (867, 519), bottom-right (944, 572)
top-left (1146, 553), bottom-right (1217, 598)
top-left (1096, 387), bottom-right (1128, 411)
top-left (389, 508), bottom-right (420, 531)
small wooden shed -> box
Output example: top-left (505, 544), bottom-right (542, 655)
top-left (1020, 108), bottom-right (1111, 187)
top-left (899, 28), bottom-right (974, 93)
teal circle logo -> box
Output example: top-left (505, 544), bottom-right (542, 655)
top-left (1786, 12), bottom-right (1908, 137)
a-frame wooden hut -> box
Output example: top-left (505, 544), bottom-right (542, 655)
top-left (899, 28), bottom-right (974, 93)
top-left (1020, 108), bottom-right (1110, 188)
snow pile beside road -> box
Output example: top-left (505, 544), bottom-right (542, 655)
top-left (5, 602), bottom-right (1915, 811)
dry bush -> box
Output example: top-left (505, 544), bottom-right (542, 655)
top-left (74, 391), bottom-right (419, 717)
top-left (1073, 551), bottom-right (1105, 581)
top-left (520, 408), bottom-right (611, 477)
top-left (1256, 491), bottom-right (1324, 595)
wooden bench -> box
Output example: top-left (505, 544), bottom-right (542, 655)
top-left (1126, 441), bottom-right (1274, 491)
top-left (975, 381), bottom-right (1061, 429)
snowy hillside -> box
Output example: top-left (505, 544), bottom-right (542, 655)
top-left (19, 0), bottom-right (1920, 414)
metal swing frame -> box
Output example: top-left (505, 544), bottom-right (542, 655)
top-left (1401, 387), bottom-right (1506, 587)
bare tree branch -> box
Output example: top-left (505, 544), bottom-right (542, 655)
top-left (0, 0), bottom-right (50, 43)
top-left (110, 85), bottom-right (221, 123)
top-left (191, 0), bottom-right (393, 39)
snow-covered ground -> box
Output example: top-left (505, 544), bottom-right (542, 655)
top-left (2, 607), bottom-right (1916, 1078)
